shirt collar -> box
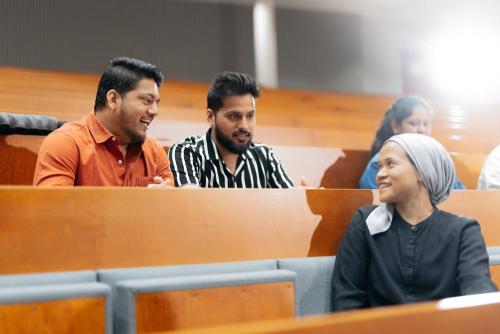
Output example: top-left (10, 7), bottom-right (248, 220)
top-left (241, 146), bottom-right (255, 160)
top-left (367, 204), bottom-right (438, 236)
top-left (86, 113), bottom-right (145, 152)
top-left (394, 207), bottom-right (437, 231)
top-left (87, 113), bottom-right (115, 144)
top-left (204, 128), bottom-right (255, 161)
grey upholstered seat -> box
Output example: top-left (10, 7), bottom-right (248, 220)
top-left (277, 256), bottom-right (335, 316)
top-left (0, 270), bottom-right (96, 288)
top-left (114, 269), bottom-right (296, 334)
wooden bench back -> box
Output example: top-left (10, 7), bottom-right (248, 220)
top-left (0, 296), bottom-right (106, 334)
top-left (1, 187), bottom-right (499, 275)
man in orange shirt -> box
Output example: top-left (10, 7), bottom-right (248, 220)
top-left (33, 57), bottom-right (173, 186)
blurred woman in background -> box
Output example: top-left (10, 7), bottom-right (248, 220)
top-left (359, 96), bottom-right (464, 189)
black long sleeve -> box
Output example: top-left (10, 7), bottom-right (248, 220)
top-left (332, 209), bottom-right (370, 310)
top-left (457, 220), bottom-right (497, 294)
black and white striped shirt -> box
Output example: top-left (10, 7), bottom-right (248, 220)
top-left (168, 129), bottom-right (294, 188)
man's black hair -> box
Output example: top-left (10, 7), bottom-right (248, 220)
top-left (207, 71), bottom-right (260, 112)
top-left (94, 57), bottom-right (164, 111)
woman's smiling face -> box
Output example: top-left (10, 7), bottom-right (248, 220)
top-left (376, 141), bottom-right (423, 204)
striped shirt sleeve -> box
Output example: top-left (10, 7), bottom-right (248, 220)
top-left (266, 147), bottom-right (294, 188)
top-left (168, 141), bottom-right (200, 187)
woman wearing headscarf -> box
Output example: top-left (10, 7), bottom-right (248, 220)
top-left (333, 133), bottom-right (496, 311)
top-left (359, 96), bottom-right (465, 189)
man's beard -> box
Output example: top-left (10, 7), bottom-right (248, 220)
top-left (124, 127), bottom-right (146, 145)
top-left (119, 108), bottom-right (146, 145)
top-left (214, 126), bottom-right (252, 154)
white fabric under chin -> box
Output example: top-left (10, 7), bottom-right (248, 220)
top-left (366, 203), bottom-right (394, 236)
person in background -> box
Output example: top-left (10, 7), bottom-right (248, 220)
top-left (477, 145), bottom-right (500, 189)
top-left (333, 133), bottom-right (496, 311)
top-left (359, 96), bottom-right (464, 189)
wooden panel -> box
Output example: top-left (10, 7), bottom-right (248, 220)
top-left (0, 187), bottom-right (499, 275)
top-left (167, 293), bottom-right (500, 334)
top-left (451, 152), bottom-right (488, 189)
top-left (136, 281), bottom-right (294, 333)
top-left (0, 135), bottom-right (44, 185)
top-left (0, 296), bottom-right (105, 334)
top-left (1, 188), bottom-right (499, 274)
top-left (271, 146), bottom-right (344, 187)
top-left (0, 187), bottom-right (374, 274)
top-left (319, 149), bottom-right (370, 189)
top-left (439, 191), bottom-right (500, 246)
top-left (271, 147), bottom-right (369, 188)
top-left (490, 266), bottom-right (500, 288)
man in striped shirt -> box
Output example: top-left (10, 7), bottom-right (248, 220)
top-left (168, 71), bottom-right (294, 188)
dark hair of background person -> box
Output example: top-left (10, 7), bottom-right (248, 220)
top-left (207, 71), bottom-right (260, 112)
top-left (94, 57), bottom-right (164, 111)
top-left (369, 96), bottom-right (433, 158)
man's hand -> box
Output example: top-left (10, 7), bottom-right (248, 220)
top-left (298, 177), bottom-right (324, 189)
top-left (147, 176), bottom-right (173, 188)
top-left (299, 177), bottom-right (310, 187)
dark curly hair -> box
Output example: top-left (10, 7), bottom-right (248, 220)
top-left (207, 71), bottom-right (260, 112)
top-left (369, 96), bottom-right (433, 158)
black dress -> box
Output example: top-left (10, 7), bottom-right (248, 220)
top-left (332, 205), bottom-right (498, 311)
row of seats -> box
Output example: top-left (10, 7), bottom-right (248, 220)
top-left (1, 65), bottom-right (497, 155)
top-left (1, 66), bottom-right (499, 333)
top-left (0, 131), bottom-right (488, 189)
top-left (2, 252), bottom-right (499, 333)
top-left (0, 131), bottom-right (370, 187)
top-left (1, 187), bottom-right (498, 332)
top-left (1, 65), bottom-right (499, 187)
top-left (0, 257), bottom-right (315, 333)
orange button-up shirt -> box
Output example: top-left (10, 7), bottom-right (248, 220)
top-left (33, 113), bottom-right (173, 186)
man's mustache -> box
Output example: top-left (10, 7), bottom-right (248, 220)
top-left (233, 130), bottom-right (251, 136)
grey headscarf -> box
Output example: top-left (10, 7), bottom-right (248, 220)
top-left (366, 133), bottom-right (456, 236)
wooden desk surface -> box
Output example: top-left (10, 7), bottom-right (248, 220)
top-left (166, 292), bottom-right (500, 334)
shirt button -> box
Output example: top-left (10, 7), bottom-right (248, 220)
top-left (112, 137), bottom-right (116, 141)
top-left (411, 225), bottom-right (417, 232)
top-left (118, 159), bottom-right (123, 165)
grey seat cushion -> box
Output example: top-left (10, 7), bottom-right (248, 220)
top-left (0, 112), bottom-right (64, 135)
top-left (0, 282), bottom-right (112, 334)
top-left (98, 259), bottom-right (278, 334)
top-left (115, 269), bottom-right (296, 334)
top-left (0, 270), bottom-right (97, 288)
top-left (277, 256), bottom-right (335, 316)
top-left (97, 259), bottom-right (277, 294)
